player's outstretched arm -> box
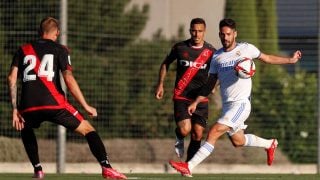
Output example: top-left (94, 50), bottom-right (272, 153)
top-left (62, 70), bottom-right (97, 117)
top-left (259, 50), bottom-right (302, 65)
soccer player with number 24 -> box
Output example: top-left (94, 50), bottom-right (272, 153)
top-left (169, 18), bottom-right (302, 177)
top-left (7, 17), bottom-right (127, 179)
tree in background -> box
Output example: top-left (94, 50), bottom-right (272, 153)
top-left (68, 0), bottom-right (149, 54)
top-left (225, 0), bottom-right (258, 45)
top-left (0, 1), bottom-right (59, 54)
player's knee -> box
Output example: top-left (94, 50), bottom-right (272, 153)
top-left (177, 124), bottom-right (192, 136)
top-left (232, 141), bottom-right (245, 147)
top-left (191, 129), bottom-right (204, 140)
top-left (177, 120), bottom-right (192, 136)
top-left (179, 127), bottom-right (191, 137)
top-left (230, 138), bottom-right (245, 147)
top-left (191, 133), bottom-right (202, 141)
top-left (210, 124), bottom-right (227, 134)
top-left (75, 120), bottom-right (95, 136)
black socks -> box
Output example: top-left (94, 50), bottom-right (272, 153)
top-left (85, 131), bottom-right (112, 168)
top-left (186, 139), bottom-right (201, 162)
top-left (21, 128), bottom-right (41, 169)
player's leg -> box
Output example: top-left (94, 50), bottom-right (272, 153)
top-left (75, 120), bottom-right (127, 179)
top-left (186, 103), bottom-right (208, 161)
top-left (226, 100), bottom-right (278, 165)
top-left (54, 108), bottom-right (127, 179)
top-left (21, 128), bottom-right (44, 177)
top-left (174, 101), bottom-right (192, 158)
top-left (229, 131), bottom-right (278, 165)
top-left (170, 122), bottom-right (228, 176)
top-left (189, 122), bottom-right (228, 169)
top-left (186, 117), bottom-right (206, 162)
top-left (175, 119), bottom-right (191, 158)
top-left (20, 112), bottom-right (44, 179)
top-left (170, 101), bottom-right (249, 174)
top-left (186, 125), bottom-right (203, 162)
top-left (230, 131), bottom-right (275, 148)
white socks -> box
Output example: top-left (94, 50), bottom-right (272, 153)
top-left (188, 142), bottom-right (214, 170)
top-left (244, 134), bottom-right (273, 148)
top-left (186, 135), bottom-right (272, 171)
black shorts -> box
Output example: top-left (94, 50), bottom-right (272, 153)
top-left (174, 100), bottom-right (208, 128)
top-left (22, 108), bottom-right (84, 131)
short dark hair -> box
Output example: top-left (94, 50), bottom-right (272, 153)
top-left (219, 18), bottom-right (236, 30)
top-left (38, 16), bottom-right (60, 36)
top-left (190, 18), bottom-right (206, 28)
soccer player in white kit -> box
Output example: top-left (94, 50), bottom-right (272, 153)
top-left (169, 18), bottom-right (302, 177)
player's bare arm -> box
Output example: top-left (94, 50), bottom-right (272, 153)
top-left (188, 73), bottom-right (218, 115)
top-left (259, 50), bottom-right (302, 64)
top-left (7, 66), bottom-right (25, 130)
top-left (211, 80), bottom-right (220, 94)
top-left (62, 70), bottom-right (97, 117)
top-left (155, 61), bottom-right (170, 99)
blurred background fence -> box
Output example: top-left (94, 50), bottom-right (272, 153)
top-left (0, 0), bottom-right (319, 173)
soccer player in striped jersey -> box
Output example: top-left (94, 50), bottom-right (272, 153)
top-left (155, 18), bottom-right (216, 171)
top-left (7, 17), bottom-right (126, 179)
top-left (169, 18), bottom-right (302, 177)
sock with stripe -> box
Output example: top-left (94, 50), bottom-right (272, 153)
top-left (188, 141), bottom-right (214, 170)
top-left (244, 134), bottom-right (273, 148)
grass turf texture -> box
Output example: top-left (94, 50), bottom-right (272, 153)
top-left (0, 173), bottom-right (319, 180)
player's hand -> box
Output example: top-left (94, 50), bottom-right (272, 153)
top-left (85, 105), bottom-right (97, 117)
top-left (12, 109), bottom-right (25, 131)
top-left (155, 85), bottom-right (164, 99)
top-left (290, 50), bottom-right (302, 63)
top-left (188, 102), bottom-right (198, 116)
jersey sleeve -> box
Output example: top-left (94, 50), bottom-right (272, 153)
top-left (248, 43), bottom-right (261, 59)
top-left (165, 45), bottom-right (178, 64)
top-left (11, 47), bottom-right (23, 68)
top-left (58, 46), bottom-right (72, 72)
top-left (209, 54), bottom-right (218, 74)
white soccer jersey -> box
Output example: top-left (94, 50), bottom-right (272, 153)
top-left (210, 42), bottom-right (260, 103)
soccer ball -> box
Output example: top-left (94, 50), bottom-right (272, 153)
top-left (234, 57), bottom-right (256, 79)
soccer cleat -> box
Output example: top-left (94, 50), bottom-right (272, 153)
top-left (175, 138), bottom-right (184, 158)
top-left (102, 167), bottom-right (127, 179)
top-left (32, 170), bottom-right (44, 179)
top-left (265, 139), bottom-right (278, 166)
top-left (169, 160), bottom-right (192, 177)
top-left (181, 172), bottom-right (193, 177)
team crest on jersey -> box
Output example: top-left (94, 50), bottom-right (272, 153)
top-left (236, 51), bottom-right (241, 56)
top-left (182, 51), bottom-right (189, 59)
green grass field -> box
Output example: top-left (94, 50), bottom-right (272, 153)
top-left (0, 173), bottom-right (320, 180)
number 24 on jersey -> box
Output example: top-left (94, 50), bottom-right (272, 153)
top-left (23, 54), bottom-right (55, 82)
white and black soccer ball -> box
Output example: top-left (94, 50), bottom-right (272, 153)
top-left (234, 57), bottom-right (256, 79)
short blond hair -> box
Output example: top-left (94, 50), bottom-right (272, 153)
top-left (38, 16), bottom-right (60, 36)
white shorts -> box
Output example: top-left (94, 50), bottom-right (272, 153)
top-left (217, 100), bottom-right (251, 136)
